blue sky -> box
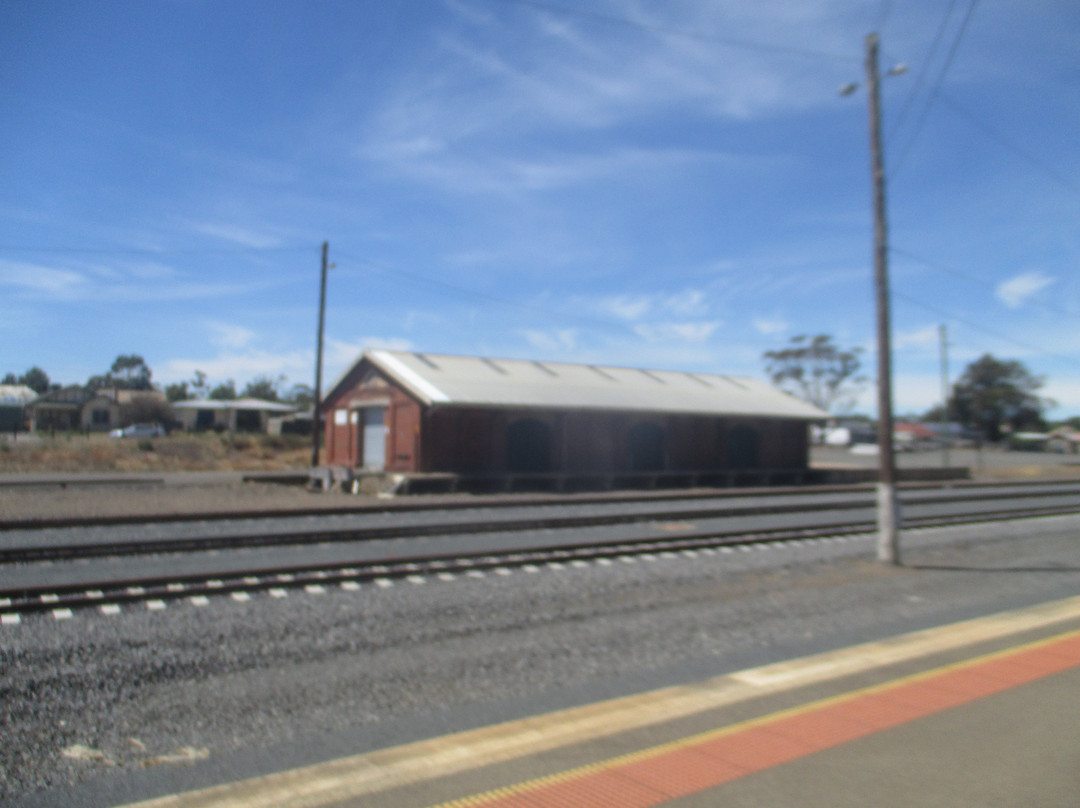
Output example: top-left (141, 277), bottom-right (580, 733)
top-left (3, 0), bottom-right (1078, 417)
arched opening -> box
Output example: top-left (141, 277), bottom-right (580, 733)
top-left (728, 424), bottom-right (760, 469)
top-left (628, 421), bottom-right (665, 472)
top-left (507, 418), bottom-right (553, 473)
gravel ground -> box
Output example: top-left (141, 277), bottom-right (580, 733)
top-left (3, 513), bottom-right (1080, 807)
top-left (0, 482), bottom-right (375, 522)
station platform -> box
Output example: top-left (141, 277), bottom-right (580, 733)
top-left (124, 596), bottom-right (1080, 808)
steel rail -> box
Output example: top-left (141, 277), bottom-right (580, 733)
top-left (4, 503), bottom-right (1080, 615)
top-left (5, 478), bottom-right (1079, 531)
top-left (3, 485), bottom-right (1079, 564)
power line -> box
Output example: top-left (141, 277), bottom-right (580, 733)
top-left (885, 0), bottom-right (961, 141)
top-left (935, 93), bottom-right (1080, 196)
top-left (332, 250), bottom-right (632, 334)
top-left (488, 0), bottom-right (858, 62)
top-left (892, 246), bottom-right (1074, 320)
top-left (0, 245), bottom-right (313, 257)
top-left (874, 0), bottom-right (895, 33)
top-left (893, 289), bottom-right (1080, 371)
top-left (889, 0), bottom-right (980, 178)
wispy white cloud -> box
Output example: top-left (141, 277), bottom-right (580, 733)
top-left (895, 325), bottom-right (940, 351)
top-left (161, 350), bottom-right (313, 387)
top-left (752, 315), bottom-right (789, 335)
top-left (522, 328), bottom-right (579, 353)
top-left (0, 260), bottom-right (88, 297)
top-left (595, 294), bottom-right (653, 321)
top-left (361, 140), bottom-right (747, 196)
top-left (663, 289), bottom-right (708, 317)
top-left (0, 258), bottom-right (272, 304)
top-left (633, 321), bottom-right (720, 343)
top-left (207, 322), bottom-right (257, 350)
top-left (187, 221), bottom-right (283, 249)
top-left (996, 271), bottom-right (1054, 308)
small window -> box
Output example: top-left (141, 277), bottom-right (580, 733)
top-left (92, 409), bottom-right (110, 425)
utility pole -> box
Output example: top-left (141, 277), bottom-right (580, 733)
top-left (866, 33), bottom-right (900, 565)
top-left (311, 241), bottom-right (329, 468)
top-left (940, 324), bottom-right (950, 468)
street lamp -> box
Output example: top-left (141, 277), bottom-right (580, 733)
top-left (844, 34), bottom-right (906, 565)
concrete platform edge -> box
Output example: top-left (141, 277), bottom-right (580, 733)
top-left (116, 593), bottom-right (1080, 808)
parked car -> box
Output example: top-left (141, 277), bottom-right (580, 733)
top-left (109, 423), bottom-right (166, 438)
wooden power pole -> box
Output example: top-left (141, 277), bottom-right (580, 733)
top-left (866, 33), bottom-right (900, 564)
top-left (311, 241), bottom-right (329, 468)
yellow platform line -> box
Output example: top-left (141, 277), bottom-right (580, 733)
top-left (121, 594), bottom-right (1080, 808)
top-left (425, 626), bottom-right (1080, 807)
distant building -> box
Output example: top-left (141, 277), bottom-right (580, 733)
top-left (813, 418), bottom-right (875, 446)
top-left (322, 350), bottom-right (827, 490)
top-left (1048, 428), bottom-right (1080, 454)
top-left (29, 386), bottom-right (121, 432)
top-left (894, 421), bottom-right (938, 451)
top-left (0, 384), bottom-right (38, 432)
top-left (172, 398), bottom-right (297, 433)
top-left (28, 386), bottom-right (167, 433)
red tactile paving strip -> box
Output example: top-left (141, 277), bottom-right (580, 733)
top-left (433, 629), bottom-right (1080, 808)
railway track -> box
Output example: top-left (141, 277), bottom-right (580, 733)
top-left (3, 481), bottom-right (1079, 618)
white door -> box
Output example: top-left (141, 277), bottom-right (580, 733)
top-left (362, 408), bottom-right (386, 470)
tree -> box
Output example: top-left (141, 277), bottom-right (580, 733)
top-left (284, 383), bottom-right (314, 411)
top-left (110, 354), bottom-right (153, 390)
top-left (164, 381), bottom-right (190, 402)
top-left (190, 370), bottom-right (208, 399)
top-left (2, 373), bottom-right (16, 385)
top-left (120, 396), bottom-right (174, 428)
top-left (86, 355), bottom-right (153, 391)
top-left (14, 367), bottom-right (50, 394)
top-left (209, 380), bottom-right (237, 401)
top-left (949, 354), bottom-right (1046, 441)
top-left (242, 375), bottom-right (284, 402)
top-left (762, 335), bottom-right (866, 413)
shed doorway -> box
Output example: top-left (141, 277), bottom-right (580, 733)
top-left (628, 422), bottom-right (665, 472)
top-left (728, 424), bottom-right (760, 469)
top-left (507, 418), bottom-right (553, 473)
top-left (361, 408), bottom-right (386, 470)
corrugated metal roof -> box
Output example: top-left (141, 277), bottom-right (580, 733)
top-left (0, 385), bottom-right (38, 407)
top-left (172, 398), bottom-right (297, 412)
top-left (365, 350), bottom-right (826, 420)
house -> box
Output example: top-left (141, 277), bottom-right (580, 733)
top-left (29, 386), bottom-right (122, 432)
top-left (0, 384), bottom-right (37, 432)
top-left (322, 350), bottom-right (827, 490)
top-left (172, 398), bottom-right (297, 433)
top-left (28, 386), bottom-right (168, 433)
top-left (894, 421), bottom-right (939, 451)
top-left (1048, 427), bottom-right (1080, 454)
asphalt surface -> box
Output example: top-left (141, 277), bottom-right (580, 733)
top-left (3, 511), bottom-right (1080, 807)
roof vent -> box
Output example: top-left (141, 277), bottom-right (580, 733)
top-left (414, 353), bottom-right (440, 370)
top-left (685, 373), bottom-right (712, 388)
top-left (482, 358), bottom-right (508, 375)
top-left (533, 361), bottom-right (558, 377)
top-left (589, 366), bottom-right (617, 382)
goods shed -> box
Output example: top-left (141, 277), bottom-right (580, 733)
top-left (323, 350), bottom-right (827, 491)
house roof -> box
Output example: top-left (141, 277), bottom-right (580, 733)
top-left (0, 385), bottom-right (38, 407)
top-left (29, 386), bottom-right (114, 409)
top-left (172, 398), bottom-right (297, 412)
top-left (339, 350), bottom-right (827, 420)
top-left (894, 422), bottom-right (938, 439)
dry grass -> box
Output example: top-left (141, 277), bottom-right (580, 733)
top-left (0, 433), bottom-right (312, 473)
